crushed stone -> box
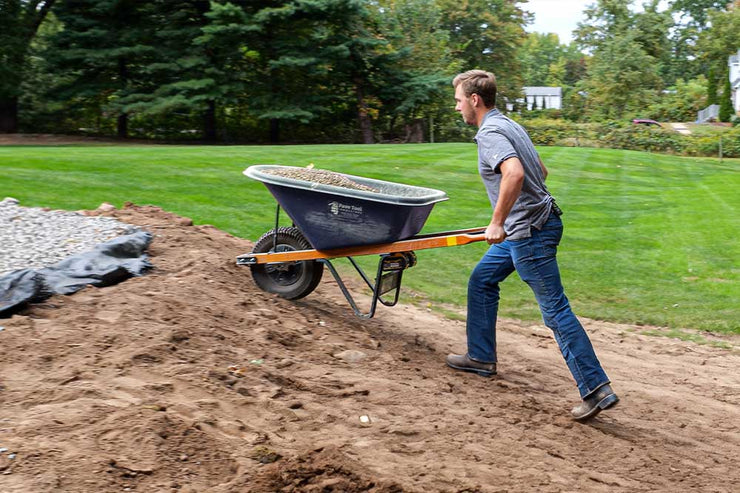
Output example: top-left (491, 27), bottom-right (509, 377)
top-left (262, 167), bottom-right (380, 193)
top-left (0, 198), bottom-right (141, 277)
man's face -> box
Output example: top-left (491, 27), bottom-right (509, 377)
top-left (454, 84), bottom-right (476, 126)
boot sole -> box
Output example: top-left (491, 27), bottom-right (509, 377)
top-left (574, 393), bottom-right (619, 422)
top-left (446, 361), bottom-right (496, 377)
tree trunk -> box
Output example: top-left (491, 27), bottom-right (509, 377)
top-left (269, 118), bottom-right (280, 144)
top-left (204, 100), bottom-right (217, 141)
top-left (404, 119), bottom-right (424, 143)
top-left (0, 97), bottom-right (18, 133)
top-left (355, 81), bottom-right (374, 144)
top-left (117, 113), bottom-right (128, 139)
top-left (116, 58), bottom-right (128, 138)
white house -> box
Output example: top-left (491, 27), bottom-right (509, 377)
top-left (729, 49), bottom-right (740, 113)
top-left (522, 86), bottom-right (562, 110)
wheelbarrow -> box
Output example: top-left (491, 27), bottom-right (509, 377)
top-left (237, 165), bottom-right (487, 319)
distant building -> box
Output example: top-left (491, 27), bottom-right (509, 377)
top-left (522, 86), bottom-right (562, 110)
top-left (729, 49), bottom-right (740, 113)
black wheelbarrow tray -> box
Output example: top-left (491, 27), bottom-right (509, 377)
top-left (238, 165), bottom-right (488, 319)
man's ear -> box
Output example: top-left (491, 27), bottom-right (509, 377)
top-left (470, 93), bottom-right (479, 107)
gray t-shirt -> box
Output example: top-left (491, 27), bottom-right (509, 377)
top-left (474, 108), bottom-right (554, 240)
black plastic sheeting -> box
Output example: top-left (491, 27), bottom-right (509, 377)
top-left (0, 231), bottom-right (152, 317)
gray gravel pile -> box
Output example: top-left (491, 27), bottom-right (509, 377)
top-left (0, 198), bottom-right (141, 277)
top-left (263, 167), bottom-right (381, 193)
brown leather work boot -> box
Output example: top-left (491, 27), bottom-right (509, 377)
top-left (571, 383), bottom-right (619, 421)
top-left (446, 353), bottom-right (496, 377)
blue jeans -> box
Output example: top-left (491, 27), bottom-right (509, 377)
top-left (466, 214), bottom-right (609, 398)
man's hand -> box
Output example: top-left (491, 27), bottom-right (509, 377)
top-left (485, 222), bottom-right (506, 244)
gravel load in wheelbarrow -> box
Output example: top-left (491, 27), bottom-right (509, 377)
top-left (244, 165), bottom-right (448, 250)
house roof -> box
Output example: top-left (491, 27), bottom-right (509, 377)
top-left (523, 86), bottom-right (562, 97)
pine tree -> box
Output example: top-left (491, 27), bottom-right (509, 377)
top-left (47, 0), bottom-right (155, 138)
top-left (243, 0), bottom-right (380, 143)
top-left (707, 66), bottom-right (718, 105)
top-left (238, 0), bottom-right (412, 143)
top-left (719, 72), bottom-right (734, 122)
top-left (123, 0), bottom-right (248, 141)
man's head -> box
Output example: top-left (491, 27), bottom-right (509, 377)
top-left (453, 70), bottom-right (497, 126)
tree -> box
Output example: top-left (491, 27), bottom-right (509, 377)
top-left (17, 10), bottom-right (65, 132)
top-left (47, 0), bottom-right (155, 138)
top-left (631, 0), bottom-right (673, 81)
top-left (120, 0), bottom-right (253, 141)
top-left (437, 0), bottom-right (529, 105)
top-left (719, 72), bottom-right (734, 122)
top-left (0, 0), bottom-right (56, 132)
top-left (581, 32), bottom-right (662, 120)
top-left (562, 82), bottom-right (587, 121)
top-left (573, 0), bottom-right (666, 121)
top-left (697, 5), bottom-right (740, 81)
top-left (519, 32), bottom-right (565, 86)
top-left (575, 0), bottom-right (672, 72)
top-left (574, 0), bottom-right (632, 53)
top-left (667, 1), bottom-right (728, 84)
top-left (544, 58), bottom-right (566, 87)
top-left (562, 45), bottom-right (588, 88)
top-left (319, 0), bottom-right (407, 144)
top-left (707, 67), bottom-right (718, 105)
top-left (648, 76), bottom-right (708, 121)
top-left (374, 0), bottom-right (457, 142)
top-left (671, 0), bottom-right (728, 29)
top-left (207, 0), bottom-right (401, 144)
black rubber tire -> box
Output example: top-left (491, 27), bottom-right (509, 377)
top-left (250, 227), bottom-right (324, 300)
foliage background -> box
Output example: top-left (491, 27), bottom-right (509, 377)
top-left (2, 0), bottom-right (740, 142)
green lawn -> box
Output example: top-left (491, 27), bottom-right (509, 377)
top-left (1, 143), bottom-right (738, 333)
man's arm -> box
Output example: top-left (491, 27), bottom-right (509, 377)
top-left (486, 157), bottom-right (524, 244)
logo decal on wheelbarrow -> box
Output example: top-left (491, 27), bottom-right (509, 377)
top-left (329, 201), bottom-right (363, 217)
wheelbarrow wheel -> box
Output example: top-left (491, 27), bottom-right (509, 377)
top-left (250, 227), bottom-right (324, 300)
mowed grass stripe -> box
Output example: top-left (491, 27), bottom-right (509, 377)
top-left (0, 144), bottom-right (737, 333)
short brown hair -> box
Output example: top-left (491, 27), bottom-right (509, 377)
top-left (453, 70), bottom-right (497, 108)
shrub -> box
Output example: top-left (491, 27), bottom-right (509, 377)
top-left (683, 128), bottom-right (740, 158)
top-left (600, 126), bottom-right (685, 154)
top-left (485, 117), bottom-right (740, 159)
top-left (524, 118), bottom-right (574, 146)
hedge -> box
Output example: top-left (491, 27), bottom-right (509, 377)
top-left (522, 119), bottom-right (740, 158)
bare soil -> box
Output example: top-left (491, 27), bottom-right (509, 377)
top-left (0, 134), bottom-right (150, 146)
top-left (0, 204), bottom-right (738, 492)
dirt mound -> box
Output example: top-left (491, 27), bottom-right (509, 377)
top-left (0, 203), bottom-right (738, 492)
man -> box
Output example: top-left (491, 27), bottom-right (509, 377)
top-left (446, 69), bottom-right (618, 421)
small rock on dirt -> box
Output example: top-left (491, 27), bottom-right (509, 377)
top-left (332, 349), bottom-right (367, 363)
